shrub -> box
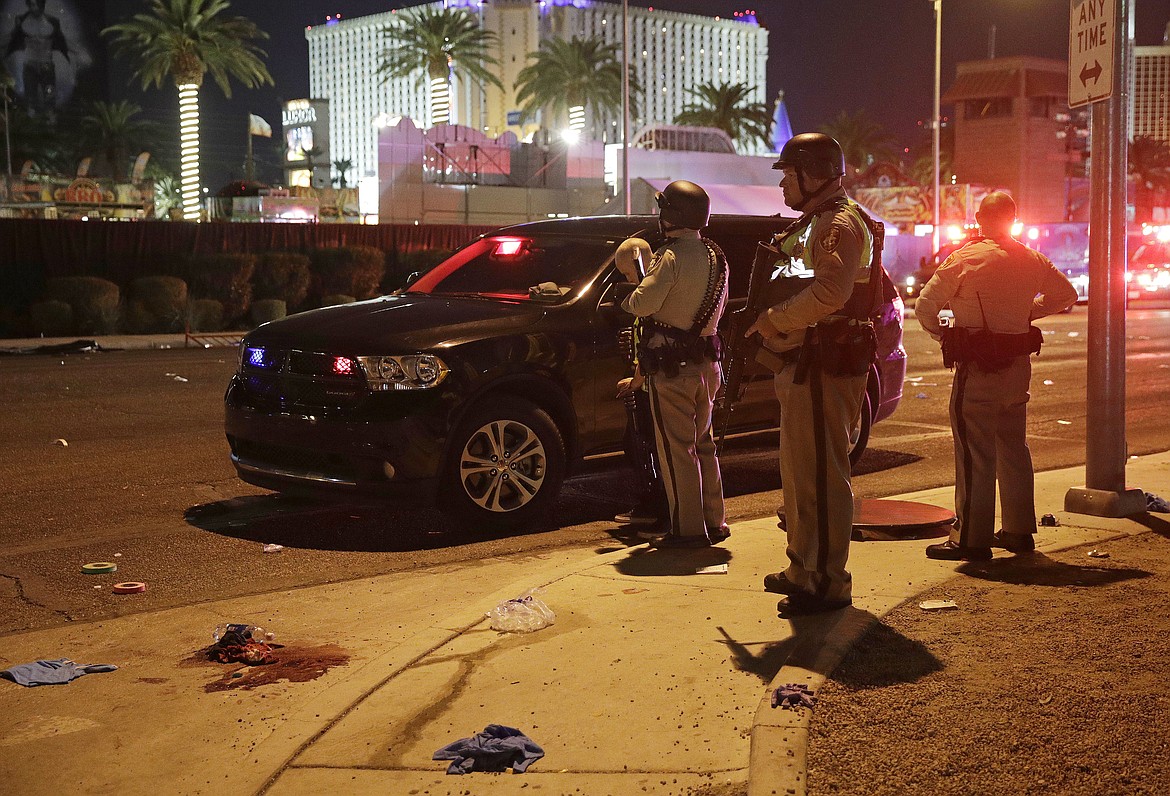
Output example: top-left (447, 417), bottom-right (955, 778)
top-left (250, 299), bottom-right (286, 326)
top-left (254, 252), bottom-right (311, 310)
top-left (44, 276), bottom-right (120, 335)
top-left (310, 246), bottom-right (385, 302)
top-left (29, 300), bottom-right (74, 337)
top-left (188, 298), bottom-right (224, 332)
top-left (319, 294), bottom-right (356, 307)
top-left (126, 276), bottom-right (188, 333)
top-left (182, 253), bottom-right (255, 325)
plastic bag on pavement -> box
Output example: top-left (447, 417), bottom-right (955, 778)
top-left (488, 590), bottom-right (555, 633)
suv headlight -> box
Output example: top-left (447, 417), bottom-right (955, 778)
top-left (358, 354), bottom-right (450, 391)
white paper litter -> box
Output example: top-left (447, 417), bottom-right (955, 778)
top-left (695, 563), bottom-right (729, 575)
top-left (919, 599), bottom-right (959, 611)
top-left (262, 543), bottom-right (284, 553)
top-left (1087, 549), bottom-right (1110, 558)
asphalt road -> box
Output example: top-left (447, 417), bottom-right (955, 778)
top-left (1, 306), bottom-right (1167, 636)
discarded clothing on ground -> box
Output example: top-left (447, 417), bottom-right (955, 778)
top-left (1, 659), bottom-right (118, 687)
top-left (208, 642), bottom-right (277, 665)
top-left (1148, 492), bottom-right (1170, 513)
top-left (772, 682), bottom-right (816, 710)
top-left (433, 723), bottom-right (544, 774)
top-left (0, 339), bottom-right (105, 356)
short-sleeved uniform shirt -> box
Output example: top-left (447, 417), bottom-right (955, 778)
top-left (621, 229), bottom-right (726, 337)
top-left (916, 236), bottom-right (1079, 341)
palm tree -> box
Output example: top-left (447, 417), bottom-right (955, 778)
top-left (80, 101), bottom-right (158, 183)
top-left (103, 0), bottom-right (273, 221)
top-left (818, 109), bottom-right (896, 178)
top-left (514, 36), bottom-right (633, 141)
top-left (672, 81), bottom-right (772, 153)
top-left (332, 158), bottom-right (353, 189)
top-left (379, 6), bottom-right (501, 128)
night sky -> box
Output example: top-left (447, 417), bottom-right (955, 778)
top-left (103, 0), bottom-right (1169, 190)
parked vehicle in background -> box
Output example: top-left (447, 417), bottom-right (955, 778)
top-left (1128, 237), bottom-right (1170, 301)
top-left (901, 222), bottom-right (1089, 306)
top-left (224, 215), bottom-right (907, 530)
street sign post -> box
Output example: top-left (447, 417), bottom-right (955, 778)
top-left (1068, 0), bottom-right (1115, 108)
top-left (1064, 0), bottom-right (1146, 518)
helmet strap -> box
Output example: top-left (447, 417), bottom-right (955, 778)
top-left (793, 172), bottom-right (838, 210)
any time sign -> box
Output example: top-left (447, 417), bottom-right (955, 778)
top-left (1068, 0), bottom-right (1115, 107)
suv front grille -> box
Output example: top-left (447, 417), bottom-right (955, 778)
top-left (239, 347), bottom-right (366, 411)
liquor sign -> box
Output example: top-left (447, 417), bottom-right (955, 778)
top-left (1068, 0), bottom-right (1115, 108)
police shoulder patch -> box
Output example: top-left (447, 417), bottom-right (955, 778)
top-left (820, 224), bottom-right (842, 253)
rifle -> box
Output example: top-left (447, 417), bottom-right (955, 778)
top-left (716, 202), bottom-right (846, 445)
top-left (717, 239), bottom-right (781, 429)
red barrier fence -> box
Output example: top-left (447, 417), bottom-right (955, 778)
top-left (0, 219), bottom-right (499, 286)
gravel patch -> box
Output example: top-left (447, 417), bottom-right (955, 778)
top-left (808, 532), bottom-right (1170, 796)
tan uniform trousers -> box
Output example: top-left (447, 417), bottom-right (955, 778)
top-left (949, 356), bottom-right (1036, 548)
top-left (775, 359), bottom-right (867, 604)
top-left (646, 359), bottom-right (726, 537)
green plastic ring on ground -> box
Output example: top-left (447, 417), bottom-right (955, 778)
top-left (81, 562), bottom-right (118, 575)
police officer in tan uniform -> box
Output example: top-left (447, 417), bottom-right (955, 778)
top-left (615, 180), bottom-right (730, 547)
top-left (916, 191), bottom-right (1077, 561)
top-left (746, 133), bottom-right (877, 615)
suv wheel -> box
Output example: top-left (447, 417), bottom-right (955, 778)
top-left (442, 397), bottom-right (566, 529)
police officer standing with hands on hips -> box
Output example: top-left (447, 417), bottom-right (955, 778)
top-left (746, 133), bottom-right (880, 615)
top-left (916, 191), bottom-right (1077, 561)
top-left (613, 180), bottom-right (730, 548)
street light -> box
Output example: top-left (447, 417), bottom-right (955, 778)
top-left (621, 0), bottom-right (631, 214)
top-left (932, 0), bottom-right (942, 254)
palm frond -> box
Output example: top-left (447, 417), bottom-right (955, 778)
top-left (379, 6), bottom-right (502, 91)
top-left (102, 0), bottom-right (273, 95)
top-left (514, 37), bottom-right (635, 126)
top-left (673, 82), bottom-right (771, 152)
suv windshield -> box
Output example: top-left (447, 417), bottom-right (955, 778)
top-left (407, 235), bottom-right (618, 301)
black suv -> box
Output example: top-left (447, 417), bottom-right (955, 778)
top-left (225, 215), bottom-right (907, 528)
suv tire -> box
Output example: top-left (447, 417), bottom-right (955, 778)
top-left (847, 387), bottom-right (873, 468)
top-left (441, 396), bottom-right (566, 529)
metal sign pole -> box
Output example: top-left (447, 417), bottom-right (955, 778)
top-left (1065, 0), bottom-right (1145, 517)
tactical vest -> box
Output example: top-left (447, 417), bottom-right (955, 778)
top-left (774, 199), bottom-right (875, 320)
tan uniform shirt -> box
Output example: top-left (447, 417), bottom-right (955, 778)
top-left (760, 187), bottom-right (870, 349)
top-left (916, 236), bottom-right (1079, 341)
top-left (622, 230), bottom-right (725, 336)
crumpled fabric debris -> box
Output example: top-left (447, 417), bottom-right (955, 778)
top-left (433, 724), bottom-right (544, 774)
top-left (771, 682), bottom-right (816, 710)
top-left (208, 642), bottom-right (277, 665)
top-left (1, 659), bottom-right (118, 687)
top-left (1147, 492), bottom-right (1170, 513)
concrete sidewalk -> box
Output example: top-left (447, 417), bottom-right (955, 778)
top-left (0, 453), bottom-right (1166, 796)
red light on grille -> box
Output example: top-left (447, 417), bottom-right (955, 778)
top-left (493, 237), bottom-right (525, 257)
top-left (332, 356), bottom-right (356, 375)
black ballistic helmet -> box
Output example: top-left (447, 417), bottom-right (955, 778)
top-left (772, 133), bottom-right (846, 181)
top-left (655, 180), bottom-right (711, 229)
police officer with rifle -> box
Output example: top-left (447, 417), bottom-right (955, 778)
top-left (737, 132), bottom-right (883, 615)
top-left (614, 180), bottom-right (730, 548)
top-left (916, 191), bottom-right (1077, 561)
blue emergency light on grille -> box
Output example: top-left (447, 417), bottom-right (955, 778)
top-left (245, 347), bottom-right (278, 369)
